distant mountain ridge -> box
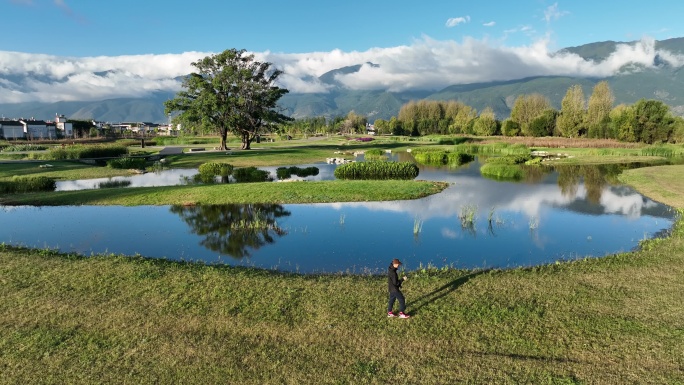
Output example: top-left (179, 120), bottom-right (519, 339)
top-left (3, 38), bottom-right (684, 123)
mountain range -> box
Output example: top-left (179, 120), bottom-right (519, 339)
top-left (2, 38), bottom-right (684, 124)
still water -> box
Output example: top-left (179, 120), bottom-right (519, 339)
top-left (2, 158), bottom-right (676, 274)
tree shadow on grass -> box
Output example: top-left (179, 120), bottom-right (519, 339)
top-left (407, 269), bottom-right (491, 315)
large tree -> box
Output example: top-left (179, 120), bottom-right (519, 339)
top-left (165, 49), bottom-right (290, 150)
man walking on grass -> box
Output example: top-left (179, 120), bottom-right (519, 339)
top-left (387, 258), bottom-right (410, 318)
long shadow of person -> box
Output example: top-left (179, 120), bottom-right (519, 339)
top-left (408, 269), bottom-right (491, 315)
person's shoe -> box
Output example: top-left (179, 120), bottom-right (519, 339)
top-left (398, 312), bottom-right (411, 318)
top-left (387, 312), bottom-right (396, 317)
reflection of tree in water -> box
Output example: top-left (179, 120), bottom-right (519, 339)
top-left (170, 204), bottom-right (290, 258)
top-left (555, 164), bottom-right (626, 203)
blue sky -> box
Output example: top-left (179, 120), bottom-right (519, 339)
top-left (2, 0), bottom-right (684, 103)
top-left (4, 0), bottom-right (683, 55)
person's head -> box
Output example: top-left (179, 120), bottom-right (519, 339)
top-left (392, 258), bottom-right (402, 268)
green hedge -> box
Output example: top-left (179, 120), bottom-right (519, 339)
top-left (0, 176), bottom-right (56, 193)
top-left (334, 161), bottom-right (419, 180)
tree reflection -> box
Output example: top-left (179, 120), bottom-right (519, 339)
top-left (170, 204), bottom-right (291, 258)
top-left (555, 164), bottom-right (627, 204)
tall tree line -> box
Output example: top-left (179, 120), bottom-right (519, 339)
top-left (374, 81), bottom-right (684, 144)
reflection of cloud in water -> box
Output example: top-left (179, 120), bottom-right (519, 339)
top-left (56, 169), bottom-right (199, 191)
top-left (600, 187), bottom-right (658, 218)
top-left (441, 227), bottom-right (460, 239)
top-left (326, 176), bottom-right (668, 221)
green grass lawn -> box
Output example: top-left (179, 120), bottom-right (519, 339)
top-left (0, 180), bottom-right (449, 206)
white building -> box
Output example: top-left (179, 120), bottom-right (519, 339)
top-left (55, 114), bottom-right (73, 137)
top-left (0, 120), bottom-right (25, 140)
top-left (19, 119), bottom-right (54, 140)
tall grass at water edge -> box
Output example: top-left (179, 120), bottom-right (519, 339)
top-left (459, 204), bottom-right (477, 228)
top-left (480, 163), bottom-right (524, 180)
top-left (454, 142), bottom-right (530, 156)
top-left (334, 161), bottom-right (419, 180)
top-left (0, 176), bottom-right (56, 193)
top-left (27, 144), bottom-right (128, 160)
top-left (411, 148), bottom-right (474, 166)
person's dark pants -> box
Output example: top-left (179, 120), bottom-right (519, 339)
top-left (388, 290), bottom-right (406, 313)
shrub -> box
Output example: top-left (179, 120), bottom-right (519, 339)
top-left (334, 161), bottom-right (419, 180)
top-left (107, 157), bottom-right (147, 169)
top-left (0, 176), bottom-right (56, 193)
top-left (233, 167), bottom-right (273, 183)
top-left (198, 162), bottom-right (234, 177)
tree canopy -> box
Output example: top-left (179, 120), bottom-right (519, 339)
top-left (164, 49), bottom-right (290, 150)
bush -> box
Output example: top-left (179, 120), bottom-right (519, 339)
top-left (107, 157), bottom-right (147, 169)
top-left (198, 162), bottom-right (234, 177)
top-left (233, 167), bottom-right (273, 183)
top-left (334, 161), bottom-right (419, 180)
top-left (0, 176), bottom-right (56, 193)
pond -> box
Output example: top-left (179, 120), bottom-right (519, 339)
top-left (1, 157), bottom-right (676, 274)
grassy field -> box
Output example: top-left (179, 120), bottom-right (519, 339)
top-left (0, 180), bottom-right (449, 206)
top-left (2, 137), bottom-right (684, 383)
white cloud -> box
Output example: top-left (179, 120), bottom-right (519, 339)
top-left (483, 21), bottom-right (496, 27)
top-left (446, 16), bottom-right (470, 28)
top-left (543, 3), bottom-right (569, 24)
top-left (1, 36), bottom-right (683, 103)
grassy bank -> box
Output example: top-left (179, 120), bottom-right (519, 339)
top-left (0, 161), bottom-right (138, 181)
top-left (0, 180), bottom-right (449, 206)
top-left (0, 173), bottom-right (683, 384)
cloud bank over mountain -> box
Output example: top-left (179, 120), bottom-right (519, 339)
top-left (1, 36), bottom-right (682, 104)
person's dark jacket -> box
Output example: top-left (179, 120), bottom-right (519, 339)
top-left (388, 264), bottom-right (403, 292)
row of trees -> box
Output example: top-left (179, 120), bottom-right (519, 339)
top-left (373, 82), bottom-right (684, 144)
top-left (164, 48), bottom-right (683, 146)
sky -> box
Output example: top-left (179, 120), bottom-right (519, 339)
top-left (2, 0), bottom-right (684, 103)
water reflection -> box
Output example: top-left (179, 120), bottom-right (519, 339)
top-left (2, 157), bottom-right (676, 273)
top-left (169, 204), bottom-right (290, 258)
